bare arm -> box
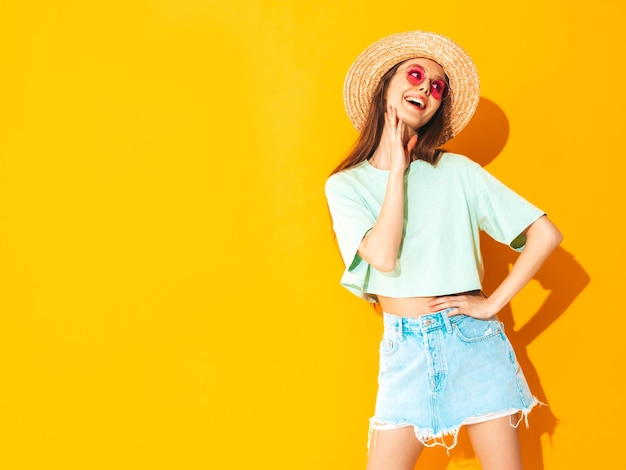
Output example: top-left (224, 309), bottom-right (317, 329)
top-left (357, 106), bottom-right (417, 272)
top-left (429, 215), bottom-right (563, 318)
top-left (486, 215), bottom-right (563, 313)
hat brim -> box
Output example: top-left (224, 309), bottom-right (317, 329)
top-left (343, 31), bottom-right (480, 146)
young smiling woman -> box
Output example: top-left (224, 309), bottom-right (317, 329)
top-left (325, 31), bottom-right (562, 470)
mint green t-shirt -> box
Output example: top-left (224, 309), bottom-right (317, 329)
top-left (324, 152), bottom-right (545, 302)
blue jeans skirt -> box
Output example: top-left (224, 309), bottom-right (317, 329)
top-left (370, 310), bottom-right (540, 449)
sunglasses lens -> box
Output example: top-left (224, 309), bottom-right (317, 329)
top-left (431, 80), bottom-right (449, 100)
top-left (406, 66), bottom-right (425, 86)
top-left (405, 66), bottom-right (449, 101)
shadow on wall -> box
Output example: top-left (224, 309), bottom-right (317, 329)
top-left (413, 97), bottom-right (590, 470)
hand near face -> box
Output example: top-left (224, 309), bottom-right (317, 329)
top-left (384, 105), bottom-right (418, 173)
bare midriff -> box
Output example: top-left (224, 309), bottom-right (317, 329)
top-left (377, 290), bottom-right (484, 318)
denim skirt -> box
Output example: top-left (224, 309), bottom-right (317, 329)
top-left (370, 310), bottom-right (539, 449)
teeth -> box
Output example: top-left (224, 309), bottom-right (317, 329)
top-left (406, 97), bottom-right (424, 108)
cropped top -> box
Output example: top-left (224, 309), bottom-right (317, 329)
top-left (324, 153), bottom-right (545, 302)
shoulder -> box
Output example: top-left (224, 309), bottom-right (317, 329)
top-left (436, 152), bottom-right (481, 171)
top-left (433, 153), bottom-right (483, 182)
top-left (325, 161), bottom-right (370, 194)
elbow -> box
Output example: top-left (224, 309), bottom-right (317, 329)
top-left (529, 215), bottom-right (563, 251)
top-left (543, 216), bottom-right (563, 249)
top-left (550, 226), bottom-right (564, 249)
top-left (370, 256), bottom-right (397, 273)
top-left (358, 241), bottom-right (398, 272)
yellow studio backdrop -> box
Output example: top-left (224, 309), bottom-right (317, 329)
top-left (0, 0), bottom-right (623, 468)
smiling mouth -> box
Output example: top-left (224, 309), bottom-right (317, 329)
top-left (406, 96), bottom-right (425, 109)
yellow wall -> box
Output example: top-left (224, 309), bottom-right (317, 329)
top-left (1, 1), bottom-right (623, 468)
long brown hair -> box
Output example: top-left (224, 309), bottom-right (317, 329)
top-left (331, 61), bottom-right (449, 175)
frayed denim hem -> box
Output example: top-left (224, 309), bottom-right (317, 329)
top-left (368, 400), bottom-right (545, 454)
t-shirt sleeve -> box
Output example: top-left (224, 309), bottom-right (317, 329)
top-left (472, 166), bottom-right (545, 252)
top-left (324, 174), bottom-right (376, 271)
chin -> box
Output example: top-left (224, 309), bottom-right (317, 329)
top-left (399, 118), bottom-right (422, 132)
top-left (398, 112), bottom-right (427, 131)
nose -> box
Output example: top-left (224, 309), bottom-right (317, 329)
top-left (418, 78), bottom-right (431, 95)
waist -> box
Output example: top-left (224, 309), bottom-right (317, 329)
top-left (377, 290), bottom-right (484, 318)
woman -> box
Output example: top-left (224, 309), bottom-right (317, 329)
top-left (325, 31), bottom-right (562, 470)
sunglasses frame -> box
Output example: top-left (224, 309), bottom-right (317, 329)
top-left (399, 64), bottom-right (450, 101)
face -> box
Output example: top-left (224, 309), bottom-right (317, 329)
top-left (384, 58), bottom-right (448, 131)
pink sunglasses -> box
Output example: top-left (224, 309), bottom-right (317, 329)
top-left (401, 64), bottom-right (450, 101)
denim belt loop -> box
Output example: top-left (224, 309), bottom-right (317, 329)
top-left (396, 317), bottom-right (404, 342)
top-left (442, 309), bottom-right (452, 334)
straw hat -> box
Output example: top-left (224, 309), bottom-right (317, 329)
top-left (344, 30), bottom-right (480, 145)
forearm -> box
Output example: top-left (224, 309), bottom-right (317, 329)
top-left (357, 169), bottom-right (405, 272)
top-left (488, 216), bottom-right (563, 314)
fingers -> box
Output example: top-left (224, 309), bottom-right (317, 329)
top-left (447, 307), bottom-right (462, 317)
top-left (384, 106), bottom-right (417, 171)
top-left (385, 105), bottom-right (402, 137)
top-left (385, 105), bottom-right (418, 148)
top-left (384, 105), bottom-right (392, 132)
top-left (429, 296), bottom-right (493, 319)
top-left (406, 134), bottom-right (418, 155)
top-left (428, 296), bottom-right (453, 311)
top-left (429, 296), bottom-right (463, 317)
